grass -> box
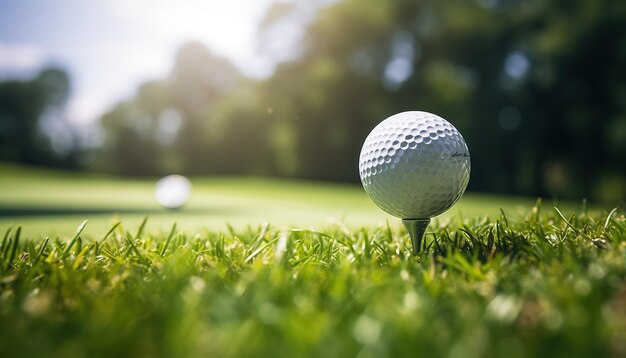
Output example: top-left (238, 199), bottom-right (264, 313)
top-left (1, 163), bottom-right (624, 356)
top-left (0, 203), bottom-right (625, 357)
top-left (0, 162), bottom-right (597, 238)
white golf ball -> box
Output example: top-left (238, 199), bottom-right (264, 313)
top-left (154, 175), bottom-right (192, 209)
top-left (359, 111), bottom-right (470, 219)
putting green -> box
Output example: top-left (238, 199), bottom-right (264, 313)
top-left (0, 163), bottom-right (579, 238)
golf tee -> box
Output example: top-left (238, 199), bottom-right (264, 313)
top-left (402, 218), bottom-right (431, 256)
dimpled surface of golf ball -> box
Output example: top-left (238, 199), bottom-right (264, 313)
top-left (155, 175), bottom-right (192, 209)
top-left (359, 111), bottom-right (470, 219)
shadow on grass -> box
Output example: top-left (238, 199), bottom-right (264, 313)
top-left (0, 206), bottom-right (238, 217)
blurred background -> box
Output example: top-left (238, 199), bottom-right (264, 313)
top-left (0, 0), bottom-right (625, 203)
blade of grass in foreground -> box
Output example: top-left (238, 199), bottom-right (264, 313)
top-left (31, 236), bottom-right (49, 266)
top-left (4, 226), bottom-right (20, 271)
top-left (160, 223), bottom-right (178, 257)
top-left (62, 220), bottom-right (87, 259)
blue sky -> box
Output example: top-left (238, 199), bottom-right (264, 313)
top-left (0, 0), bottom-right (275, 124)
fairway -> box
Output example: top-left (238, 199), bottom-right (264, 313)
top-left (0, 163), bottom-right (580, 239)
top-left (0, 192), bottom-right (624, 357)
top-left (1, 164), bottom-right (625, 357)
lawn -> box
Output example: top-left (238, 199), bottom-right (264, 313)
top-left (0, 163), bottom-right (624, 357)
top-left (0, 162), bottom-right (584, 239)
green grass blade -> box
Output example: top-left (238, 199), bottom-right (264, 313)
top-left (554, 207), bottom-right (579, 234)
top-left (32, 237), bottom-right (50, 266)
top-left (134, 217), bottom-right (148, 240)
top-left (245, 237), bottom-right (279, 263)
top-left (62, 220), bottom-right (88, 259)
top-left (5, 226), bottom-right (21, 271)
top-left (604, 208), bottom-right (618, 230)
top-left (101, 221), bottom-right (121, 244)
top-left (1, 226), bottom-right (12, 254)
top-left (72, 244), bottom-right (92, 270)
top-left (499, 208), bottom-right (509, 227)
top-left (125, 233), bottom-right (148, 265)
top-left (160, 223), bottom-right (178, 257)
top-left (247, 222), bottom-right (270, 254)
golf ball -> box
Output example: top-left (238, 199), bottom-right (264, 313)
top-left (154, 175), bottom-right (192, 209)
top-left (359, 111), bottom-right (470, 219)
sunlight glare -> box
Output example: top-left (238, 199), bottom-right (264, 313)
top-left (107, 0), bottom-right (266, 66)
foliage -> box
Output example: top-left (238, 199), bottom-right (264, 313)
top-left (1, 205), bottom-right (625, 357)
top-left (0, 67), bottom-right (78, 167)
top-left (91, 0), bottom-right (626, 202)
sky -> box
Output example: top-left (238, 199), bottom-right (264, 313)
top-left (0, 0), bottom-right (277, 125)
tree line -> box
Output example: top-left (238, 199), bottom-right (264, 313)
top-left (1, 0), bottom-right (624, 203)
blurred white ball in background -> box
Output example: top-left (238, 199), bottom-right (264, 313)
top-left (155, 175), bottom-right (192, 209)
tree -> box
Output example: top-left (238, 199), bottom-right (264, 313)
top-left (0, 67), bottom-right (76, 167)
top-left (252, 0), bottom-right (626, 200)
top-left (93, 0), bottom-right (626, 202)
top-left (96, 42), bottom-right (247, 175)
